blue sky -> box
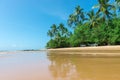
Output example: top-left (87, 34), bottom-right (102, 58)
top-left (0, 0), bottom-right (97, 50)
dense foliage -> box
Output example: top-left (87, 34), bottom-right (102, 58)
top-left (46, 24), bottom-right (70, 48)
top-left (46, 0), bottom-right (120, 49)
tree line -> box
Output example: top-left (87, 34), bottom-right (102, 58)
top-left (46, 0), bottom-right (120, 49)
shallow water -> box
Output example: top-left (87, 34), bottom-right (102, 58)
top-left (0, 51), bottom-right (120, 80)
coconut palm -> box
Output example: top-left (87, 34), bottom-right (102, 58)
top-left (115, 0), bottom-right (120, 9)
top-left (68, 14), bottom-right (77, 28)
top-left (87, 10), bottom-right (100, 28)
top-left (110, 0), bottom-right (120, 17)
top-left (58, 23), bottom-right (68, 37)
top-left (51, 24), bottom-right (58, 36)
top-left (75, 6), bottom-right (86, 24)
top-left (47, 30), bottom-right (53, 39)
top-left (68, 6), bottom-right (85, 28)
top-left (115, 0), bottom-right (120, 3)
top-left (47, 24), bottom-right (58, 39)
top-left (93, 0), bottom-right (114, 22)
top-left (114, 0), bottom-right (120, 16)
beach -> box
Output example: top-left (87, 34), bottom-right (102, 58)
top-left (0, 51), bottom-right (120, 80)
top-left (48, 46), bottom-right (120, 56)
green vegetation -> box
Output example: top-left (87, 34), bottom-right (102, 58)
top-left (46, 24), bottom-right (70, 48)
top-left (46, 0), bottom-right (120, 49)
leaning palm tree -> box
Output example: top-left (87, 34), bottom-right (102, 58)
top-left (93, 0), bottom-right (114, 22)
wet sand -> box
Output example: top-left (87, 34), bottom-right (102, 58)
top-left (0, 51), bottom-right (120, 80)
top-left (48, 46), bottom-right (120, 56)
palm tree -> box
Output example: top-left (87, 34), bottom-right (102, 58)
top-left (114, 0), bottom-right (120, 16)
top-left (68, 6), bottom-right (85, 28)
top-left (115, 0), bottom-right (120, 3)
top-left (58, 23), bottom-right (65, 36)
top-left (110, 0), bottom-right (120, 17)
top-left (58, 23), bottom-right (68, 37)
top-left (93, 0), bottom-right (114, 22)
top-left (51, 24), bottom-right (58, 37)
top-left (68, 14), bottom-right (77, 28)
top-left (47, 30), bottom-right (53, 39)
top-left (87, 10), bottom-right (100, 28)
top-left (75, 6), bottom-right (85, 24)
top-left (47, 24), bottom-right (58, 39)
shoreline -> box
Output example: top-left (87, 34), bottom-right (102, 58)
top-left (48, 45), bottom-right (120, 50)
top-left (0, 46), bottom-right (120, 56)
top-left (47, 46), bottom-right (120, 56)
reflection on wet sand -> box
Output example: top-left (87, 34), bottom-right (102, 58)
top-left (47, 52), bottom-right (120, 80)
top-left (0, 51), bottom-right (120, 80)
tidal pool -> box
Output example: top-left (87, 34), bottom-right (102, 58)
top-left (0, 51), bottom-right (120, 80)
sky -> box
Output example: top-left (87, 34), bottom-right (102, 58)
top-left (0, 0), bottom-right (97, 51)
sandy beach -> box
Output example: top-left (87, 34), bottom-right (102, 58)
top-left (48, 46), bottom-right (120, 56)
top-left (0, 50), bottom-right (120, 80)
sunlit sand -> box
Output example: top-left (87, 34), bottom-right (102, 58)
top-left (48, 46), bottom-right (120, 56)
